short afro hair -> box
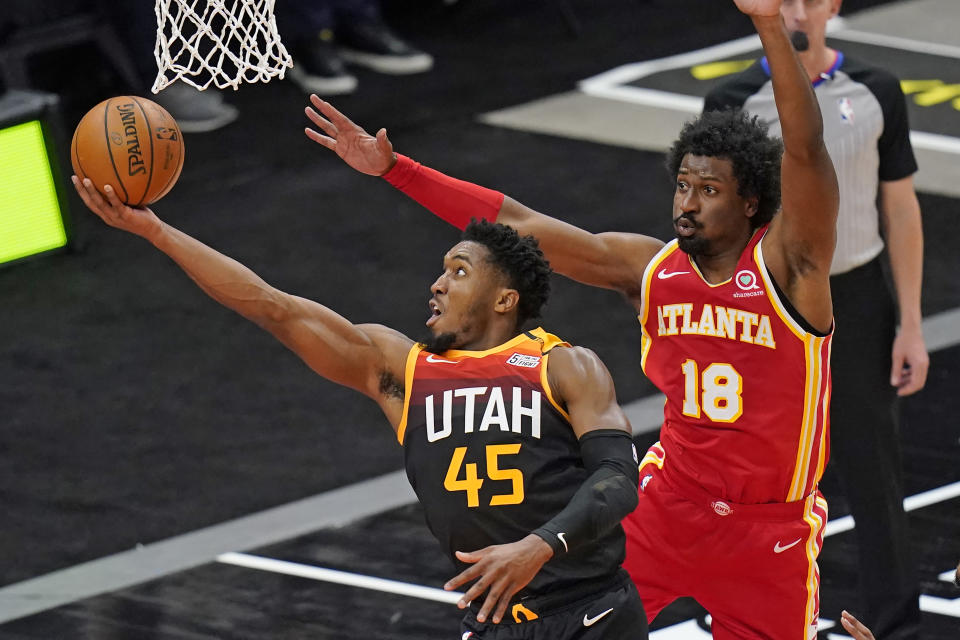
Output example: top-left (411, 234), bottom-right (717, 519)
top-left (666, 108), bottom-right (783, 228)
top-left (462, 219), bottom-right (551, 329)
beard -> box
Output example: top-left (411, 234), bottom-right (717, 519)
top-left (790, 30), bottom-right (810, 52)
top-left (677, 234), bottom-right (711, 257)
top-left (420, 331), bottom-right (458, 354)
top-left (674, 214), bottom-right (709, 256)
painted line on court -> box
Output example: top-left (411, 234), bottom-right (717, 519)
top-left (1, 306), bottom-right (958, 623)
top-left (578, 18), bottom-right (865, 98)
top-left (627, 393), bottom-right (668, 436)
top-left (578, 33), bottom-right (762, 104)
top-left (217, 552), bottom-right (463, 604)
top-left (579, 16), bottom-right (960, 96)
top-left (0, 471), bottom-right (415, 622)
top-left (577, 17), bottom-right (960, 158)
top-left (216, 481), bottom-right (960, 626)
top-left (831, 28), bottom-right (960, 59)
top-left (909, 131), bottom-right (960, 156)
top-left (823, 480), bottom-right (960, 537)
top-left (925, 308), bottom-right (960, 352)
top-left (919, 594), bottom-right (960, 617)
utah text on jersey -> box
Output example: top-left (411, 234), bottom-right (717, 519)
top-left (424, 385), bottom-right (544, 442)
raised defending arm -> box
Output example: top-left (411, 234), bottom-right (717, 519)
top-left (742, 0), bottom-right (839, 331)
top-left (304, 96), bottom-right (664, 305)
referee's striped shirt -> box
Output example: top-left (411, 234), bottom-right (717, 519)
top-left (704, 52), bottom-right (918, 276)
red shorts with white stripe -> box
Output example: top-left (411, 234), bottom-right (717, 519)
top-left (622, 443), bottom-right (829, 640)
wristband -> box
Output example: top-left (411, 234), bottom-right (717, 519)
top-left (532, 528), bottom-right (568, 556)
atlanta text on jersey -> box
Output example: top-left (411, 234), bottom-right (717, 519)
top-left (656, 303), bottom-right (777, 349)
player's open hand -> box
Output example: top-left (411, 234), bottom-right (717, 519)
top-left (840, 610), bottom-right (876, 640)
top-left (72, 176), bottom-right (162, 240)
top-left (732, 0), bottom-right (783, 18)
top-left (444, 534), bottom-right (554, 624)
top-left (304, 95), bottom-right (396, 176)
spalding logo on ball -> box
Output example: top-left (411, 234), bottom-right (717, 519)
top-left (71, 96), bottom-right (185, 207)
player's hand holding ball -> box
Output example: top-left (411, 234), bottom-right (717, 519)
top-left (71, 95), bottom-right (185, 239)
top-left (71, 95), bottom-right (184, 206)
top-left (72, 176), bottom-right (163, 241)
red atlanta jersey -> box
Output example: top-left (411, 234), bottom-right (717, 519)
top-left (639, 227), bottom-right (833, 504)
top-left (397, 328), bottom-right (627, 594)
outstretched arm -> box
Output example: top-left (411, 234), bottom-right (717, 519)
top-left (442, 346), bottom-right (637, 624)
top-left (740, 0), bottom-right (839, 332)
top-left (304, 96), bottom-right (664, 305)
top-left (72, 177), bottom-right (412, 420)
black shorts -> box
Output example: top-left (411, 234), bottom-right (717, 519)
top-left (460, 570), bottom-right (648, 639)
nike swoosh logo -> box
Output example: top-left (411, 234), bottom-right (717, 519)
top-left (657, 269), bottom-right (689, 280)
top-left (557, 532), bottom-right (568, 552)
top-left (425, 354), bottom-right (457, 364)
top-left (583, 607), bottom-right (614, 627)
top-left (774, 538), bottom-right (802, 553)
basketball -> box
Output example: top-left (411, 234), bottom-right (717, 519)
top-left (71, 96), bottom-right (185, 207)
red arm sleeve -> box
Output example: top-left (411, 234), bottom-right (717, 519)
top-left (382, 154), bottom-right (503, 230)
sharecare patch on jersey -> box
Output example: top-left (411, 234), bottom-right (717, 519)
top-left (506, 353), bottom-right (541, 368)
top-left (735, 269), bottom-right (760, 291)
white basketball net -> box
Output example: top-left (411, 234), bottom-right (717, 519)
top-left (153, 0), bottom-right (293, 92)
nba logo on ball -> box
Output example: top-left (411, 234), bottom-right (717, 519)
top-left (156, 127), bottom-right (179, 141)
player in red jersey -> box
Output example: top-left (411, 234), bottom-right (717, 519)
top-left (304, 0), bottom-right (838, 636)
top-left (70, 176), bottom-right (648, 639)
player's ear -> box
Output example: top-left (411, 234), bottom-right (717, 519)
top-left (494, 288), bottom-right (519, 315)
top-left (745, 196), bottom-right (759, 219)
top-left (831, 0), bottom-right (843, 19)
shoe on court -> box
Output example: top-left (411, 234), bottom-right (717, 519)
top-left (152, 83), bottom-right (239, 133)
top-left (336, 20), bottom-right (434, 75)
top-left (288, 32), bottom-right (358, 96)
